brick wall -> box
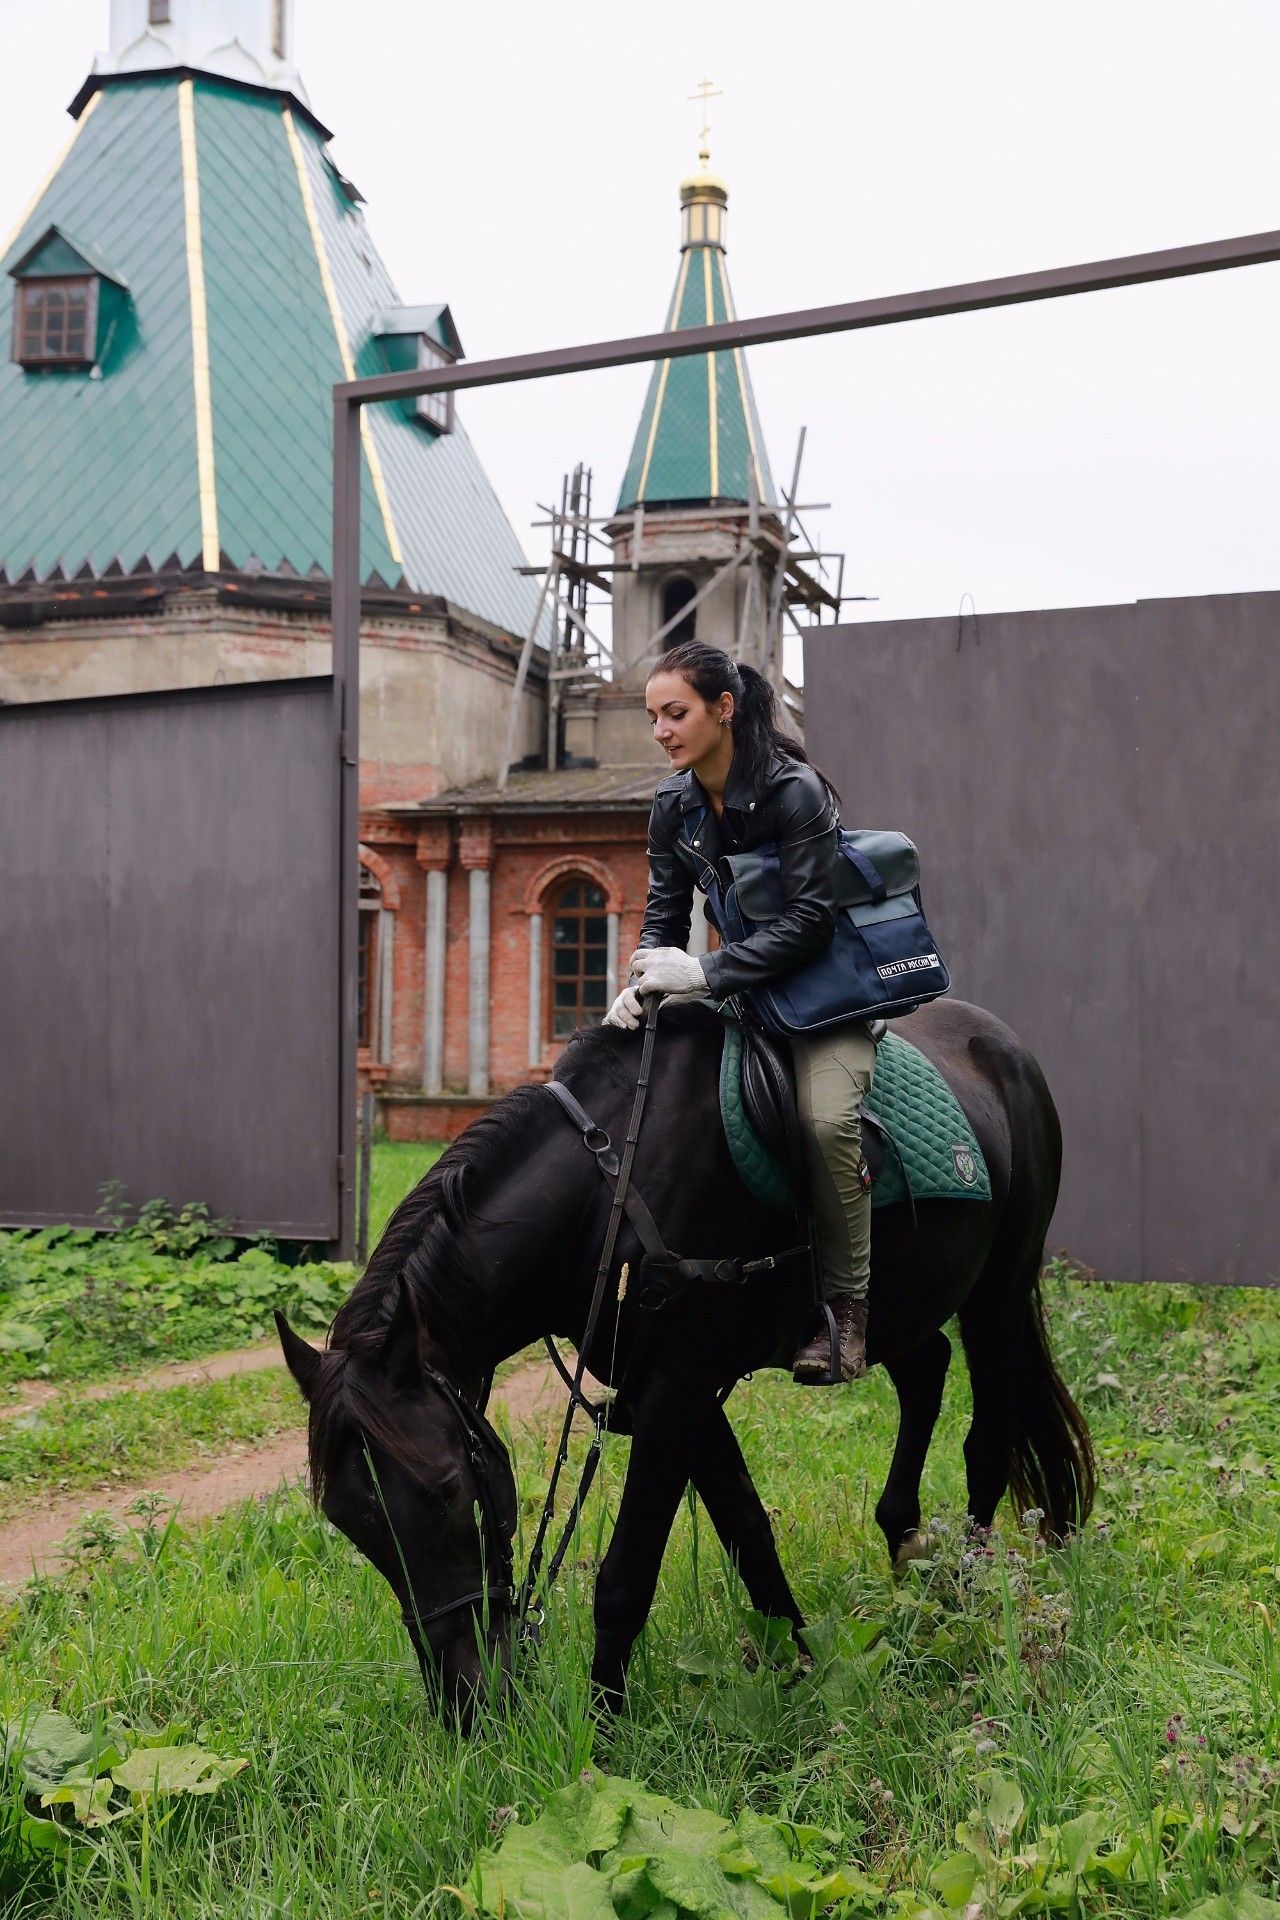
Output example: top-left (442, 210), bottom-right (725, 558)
top-left (369, 803), bottom-right (658, 1138)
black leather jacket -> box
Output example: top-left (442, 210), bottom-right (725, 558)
top-left (636, 753), bottom-right (841, 999)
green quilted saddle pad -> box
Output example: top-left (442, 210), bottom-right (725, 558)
top-left (720, 1025), bottom-right (991, 1213)
top-left (865, 1030), bottom-right (991, 1208)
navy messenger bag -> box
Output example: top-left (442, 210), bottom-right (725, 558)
top-left (695, 822), bottom-right (951, 1034)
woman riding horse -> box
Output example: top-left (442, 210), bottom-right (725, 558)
top-left (606, 640), bottom-right (875, 1384)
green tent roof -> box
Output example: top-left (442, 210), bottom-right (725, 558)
top-left (616, 186), bottom-right (775, 513)
top-left (0, 74), bottom-right (542, 639)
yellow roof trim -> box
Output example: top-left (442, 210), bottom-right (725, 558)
top-left (703, 249), bottom-right (719, 497)
top-left (178, 80), bottom-right (220, 572)
top-left (0, 90), bottom-right (101, 269)
top-left (283, 106), bottom-right (403, 570)
top-left (635, 249), bottom-right (689, 504)
top-left (716, 250), bottom-right (765, 505)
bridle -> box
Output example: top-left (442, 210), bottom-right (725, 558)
top-left (390, 1364), bottom-right (516, 1651)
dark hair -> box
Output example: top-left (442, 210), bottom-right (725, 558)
top-left (650, 640), bottom-right (840, 802)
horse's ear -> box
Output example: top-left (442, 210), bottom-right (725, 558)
top-left (381, 1275), bottom-right (431, 1391)
top-left (275, 1309), bottom-right (323, 1401)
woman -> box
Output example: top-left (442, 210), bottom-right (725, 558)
top-left (603, 640), bottom-right (876, 1384)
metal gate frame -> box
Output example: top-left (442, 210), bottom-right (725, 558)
top-left (330, 224), bottom-right (1280, 1257)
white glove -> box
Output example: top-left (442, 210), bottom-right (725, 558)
top-left (602, 986), bottom-right (643, 1030)
top-left (629, 947), bottom-right (708, 999)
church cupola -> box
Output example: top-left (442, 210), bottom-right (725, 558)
top-left (92, 0), bottom-right (306, 103)
top-left (679, 166), bottom-right (728, 251)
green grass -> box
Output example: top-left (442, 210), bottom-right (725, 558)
top-left (369, 1142), bottom-right (444, 1246)
top-left (0, 1371), bottom-right (302, 1522)
top-left (2, 1270), bottom-right (1278, 1916)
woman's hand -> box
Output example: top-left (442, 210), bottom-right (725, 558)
top-left (602, 986), bottom-right (643, 1030)
top-left (629, 948), bottom-right (708, 999)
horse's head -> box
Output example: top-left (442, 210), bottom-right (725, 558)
top-left (275, 1282), bottom-right (517, 1725)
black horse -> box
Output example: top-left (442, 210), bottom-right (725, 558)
top-left (277, 998), bottom-right (1094, 1720)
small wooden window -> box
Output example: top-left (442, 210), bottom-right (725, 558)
top-left (549, 881), bottom-right (609, 1037)
top-left (149, 0), bottom-right (171, 22)
top-left (14, 278), bottom-right (97, 368)
top-left (272, 0), bottom-right (287, 58)
top-left (417, 336), bottom-right (455, 433)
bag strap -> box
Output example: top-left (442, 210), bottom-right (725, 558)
top-left (839, 838), bottom-right (888, 904)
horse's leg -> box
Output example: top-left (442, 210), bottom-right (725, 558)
top-left (957, 1298), bottom-right (1016, 1528)
top-left (591, 1371), bottom-right (716, 1711)
top-left (875, 1330), bottom-right (952, 1570)
top-left (688, 1400), bottom-right (804, 1633)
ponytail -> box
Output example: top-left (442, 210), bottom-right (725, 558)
top-left (651, 641), bottom-right (841, 803)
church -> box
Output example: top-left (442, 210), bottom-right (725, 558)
top-left (1, 2), bottom-right (833, 1141)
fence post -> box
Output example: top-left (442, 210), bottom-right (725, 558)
top-left (357, 1089), bottom-right (374, 1266)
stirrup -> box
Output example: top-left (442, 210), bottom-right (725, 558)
top-left (817, 1301), bottom-right (842, 1387)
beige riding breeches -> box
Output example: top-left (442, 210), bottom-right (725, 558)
top-left (790, 1022), bottom-right (877, 1302)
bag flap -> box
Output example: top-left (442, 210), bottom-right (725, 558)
top-left (837, 830), bottom-right (920, 905)
top-left (722, 831), bottom-right (921, 921)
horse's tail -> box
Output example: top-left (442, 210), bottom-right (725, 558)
top-left (1008, 1264), bottom-right (1096, 1539)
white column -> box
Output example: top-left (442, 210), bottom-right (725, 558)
top-left (467, 866), bottom-right (491, 1097)
top-left (527, 912), bottom-right (542, 1067)
top-left (606, 911), bottom-right (619, 1003)
top-left (423, 867), bottom-right (447, 1093)
top-left (378, 908), bottom-right (395, 1063)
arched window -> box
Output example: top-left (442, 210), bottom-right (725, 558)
top-left (549, 879), bottom-right (608, 1037)
top-left (660, 574), bottom-right (697, 644)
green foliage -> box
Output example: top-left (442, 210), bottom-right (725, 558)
top-left (0, 1263), bottom-right (1278, 1916)
top-left (0, 1146), bottom-right (444, 1393)
top-left (2, 1706), bottom-right (247, 1851)
top-left (466, 1771), bottom-right (883, 1920)
top-left (0, 1217), bottom-right (351, 1389)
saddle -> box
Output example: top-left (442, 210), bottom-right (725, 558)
top-left (719, 1018), bottom-right (992, 1214)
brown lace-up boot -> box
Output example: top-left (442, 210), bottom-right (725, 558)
top-left (792, 1297), bottom-right (869, 1385)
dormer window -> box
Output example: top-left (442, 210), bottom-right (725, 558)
top-left (417, 336), bottom-right (454, 434)
top-left (272, 0), bottom-right (287, 58)
top-left (6, 226), bottom-right (128, 374)
top-left (371, 302), bottom-right (463, 437)
top-left (16, 279), bottom-right (97, 368)
top-left (148, 1), bottom-right (171, 23)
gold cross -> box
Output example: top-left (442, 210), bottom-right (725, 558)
top-left (687, 78), bottom-right (723, 162)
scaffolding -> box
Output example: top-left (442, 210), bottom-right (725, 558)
top-left (497, 432), bottom-right (863, 788)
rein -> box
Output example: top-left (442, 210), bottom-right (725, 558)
top-left (520, 997), bottom-right (812, 1626)
top-left (517, 993), bottom-right (663, 1623)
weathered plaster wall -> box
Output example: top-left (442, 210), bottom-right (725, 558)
top-left (0, 593), bottom-right (545, 801)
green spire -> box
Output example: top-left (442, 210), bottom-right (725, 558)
top-left (616, 167), bottom-right (774, 513)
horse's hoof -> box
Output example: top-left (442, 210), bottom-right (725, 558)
top-left (891, 1529), bottom-right (933, 1573)
top-left (589, 1678), bottom-right (624, 1721)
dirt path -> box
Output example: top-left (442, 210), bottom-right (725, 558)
top-left (0, 1352), bottom-right (595, 1591)
top-left (0, 1339), bottom-right (284, 1420)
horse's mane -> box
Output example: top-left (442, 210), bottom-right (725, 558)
top-left (305, 1020), bottom-right (709, 1502)
top-left (306, 1081), bottom-right (550, 1501)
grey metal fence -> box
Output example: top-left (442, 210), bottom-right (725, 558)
top-left (0, 676), bottom-right (342, 1241)
top-left (805, 591), bottom-right (1280, 1286)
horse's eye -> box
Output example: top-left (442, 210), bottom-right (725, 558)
top-left (435, 1470), bottom-right (463, 1509)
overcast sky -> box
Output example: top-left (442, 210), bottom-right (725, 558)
top-left (3, 0), bottom-right (1278, 674)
